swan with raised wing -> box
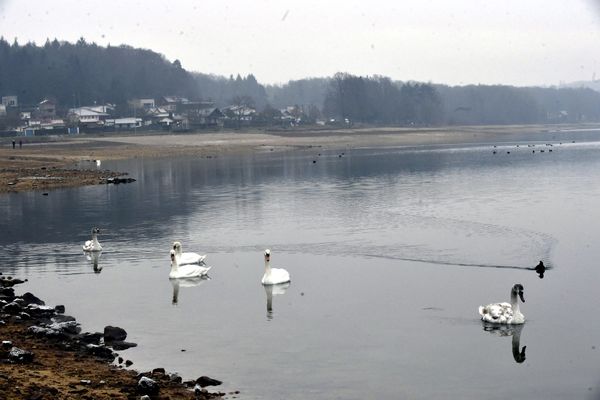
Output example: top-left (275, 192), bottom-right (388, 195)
top-left (170, 250), bottom-right (210, 279)
top-left (479, 284), bottom-right (525, 325)
top-left (82, 227), bottom-right (102, 252)
top-left (261, 249), bottom-right (290, 285)
top-left (172, 241), bottom-right (206, 264)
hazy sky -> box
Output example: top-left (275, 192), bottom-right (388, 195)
top-left (1, 0), bottom-right (599, 86)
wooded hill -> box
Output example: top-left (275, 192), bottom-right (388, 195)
top-left (0, 38), bottom-right (196, 110)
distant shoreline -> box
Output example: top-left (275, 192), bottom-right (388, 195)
top-left (1, 123), bottom-right (600, 194)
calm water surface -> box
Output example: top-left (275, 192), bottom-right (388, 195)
top-left (2, 130), bottom-right (600, 399)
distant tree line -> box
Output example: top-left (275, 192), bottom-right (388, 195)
top-left (192, 72), bottom-right (268, 109)
top-left (2, 39), bottom-right (600, 126)
top-left (321, 73), bottom-right (442, 125)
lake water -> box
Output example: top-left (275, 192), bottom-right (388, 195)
top-left (2, 130), bottom-right (600, 399)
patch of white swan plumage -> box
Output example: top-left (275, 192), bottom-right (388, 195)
top-left (261, 249), bottom-right (290, 285)
top-left (172, 241), bottom-right (206, 264)
top-left (82, 227), bottom-right (102, 252)
top-left (478, 284), bottom-right (525, 325)
top-left (169, 249), bottom-right (211, 279)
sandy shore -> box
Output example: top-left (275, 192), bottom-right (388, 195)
top-left (1, 124), bottom-right (599, 193)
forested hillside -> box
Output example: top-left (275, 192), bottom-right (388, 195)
top-left (0, 38), bottom-right (197, 109)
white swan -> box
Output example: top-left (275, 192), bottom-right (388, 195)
top-left (172, 241), bottom-right (206, 264)
top-left (261, 249), bottom-right (290, 285)
top-left (170, 250), bottom-right (210, 279)
top-left (82, 227), bottom-right (102, 252)
top-left (479, 284), bottom-right (525, 325)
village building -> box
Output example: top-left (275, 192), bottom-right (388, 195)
top-left (1, 95), bottom-right (18, 107)
top-left (36, 99), bottom-right (57, 120)
top-left (68, 106), bottom-right (110, 127)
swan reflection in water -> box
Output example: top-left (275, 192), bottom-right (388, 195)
top-left (85, 251), bottom-right (102, 273)
top-left (171, 277), bottom-right (209, 305)
top-left (264, 282), bottom-right (290, 320)
top-left (482, 323), bottom-right (527, 363)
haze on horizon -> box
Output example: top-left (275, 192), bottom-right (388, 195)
top-left (1, 0), bottom-right (599, 87)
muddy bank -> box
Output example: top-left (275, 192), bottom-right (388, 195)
top-left (0, 276), bottom-right (234, 399)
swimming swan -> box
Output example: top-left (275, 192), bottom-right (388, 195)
top-left (82, 227), bottom-right (102, 252)
top-left (479, 284), bottom-right (525, 325)
top-left (261, 249), bottom-right (291, 285)
top-left (170, 250), bottom-right (211, 279)
top-left (172, 241), bottom-right (206, 264)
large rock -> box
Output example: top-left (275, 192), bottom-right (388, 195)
top-left (108, 341), bottom-right (137, 351)
top-left (25, 304), bottom-right (56, 318)
top-left (79, 332), bottom-right (103, 345)
top-left (85, 344), bottom-right (115, 360)
top-left (48, 320), bottom-right (81, 335)
top-left (21, 292), bottom-right (45, 306)
top-left (8, 347), bottom-right (34, 363)
top-left (2, 302), bottom-right (21, 314)
top-left (103, 326), bottom-right (127, 342)
top-left (137, 376), bottom-right (159, 395)
top-left (195, 376), bottom-right (223, 387)
top-left (51, 314), bottom-right (76, 323)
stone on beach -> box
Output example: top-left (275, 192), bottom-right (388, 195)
top-left (103, 325), bottom-right (127, 342)
top-left (137, 376), bottom-right (160, 395)
top-left (8, 346), bottom-right (34, 363)
top-left (196, 375), bottom-right (223, 387)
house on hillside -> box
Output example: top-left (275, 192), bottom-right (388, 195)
top-left (1, 96), bottom-right (18, 108)
top-left (110, 117), bottom-right (142, 129)
top-left (188, 107), bottom-right (225, 128)
top-left (37, 99), bottom-right (57, 120)
top-left (0, 105), bottom-right (6, 117)
top-left (144, 107), bottom-right (174, 128)
top-left (158, 96), bottom-right (191, 112)
top-left (128, 98), bottom-right (156, 111)
top-left (68, 106), bottom-right (110, 127)
top-left (223, 105), bottom-right (256, 127)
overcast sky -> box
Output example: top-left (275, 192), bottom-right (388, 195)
top-left (1, 0), bottom-right (599, 86)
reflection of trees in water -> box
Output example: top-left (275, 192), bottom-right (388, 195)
top-left (170, 277), bottom-right (209, 306)
top-left (264, 282), bottom-right (290, 321)
top-left (483, 323), bottom-right (526, 364)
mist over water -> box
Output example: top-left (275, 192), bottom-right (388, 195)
top-left (2, 131), bottom-right (600, 399)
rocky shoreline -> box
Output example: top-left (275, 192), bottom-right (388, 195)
top-left (0, 275), bottom-right (235, 399)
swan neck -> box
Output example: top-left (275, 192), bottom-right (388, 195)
top-left (511, 292), bottom-right (520, 313)
top-left (171, 255), bottom-right (180, 271)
